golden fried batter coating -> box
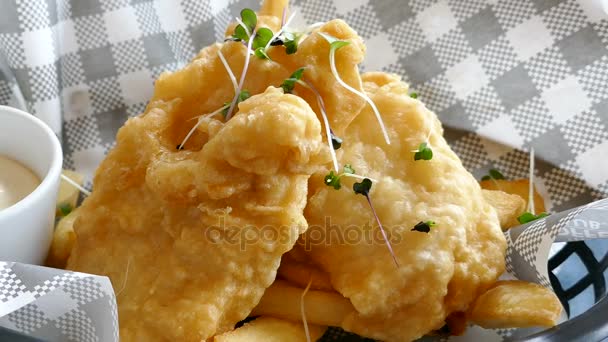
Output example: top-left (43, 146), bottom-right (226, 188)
top-left (67, 86), bottom-right (325, 341)
top-left (302, 74), bottom-right (507, 341)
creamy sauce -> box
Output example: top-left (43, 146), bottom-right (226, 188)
top-left (0, 155), bottom-right (41, 211)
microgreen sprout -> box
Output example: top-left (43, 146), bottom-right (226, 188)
top-left (517, 148), bottom-right (549, 224)
top-left (300, 279), bottom-right (313, 342)
top-left (412, 221), bottom-right (436, 233)
top-left (178, 104), bottom-right (230, 150)
top-left (280, 67), bottom-right (305, 94)
top-left (353, 178), bottom-right (398, 267)
top-left (58, 203), bottom-right (72, 216)
top-left (263, 11), bottom-right (298, 55)
top-left (331, 132), bottom-right (342, 150)
top-left (318, 32), bottom-right (391, 145)
top-left (517, 212), bottom-right (549, 224)
top-left (218, 50), bottom-right (239, 95)
top-left (178, 49), bottom-right (243, 149)
top-left (295, 78), bottom-right (339, 172)
top-left (413, 142), bottom-right (433, 161)
top-left (225, 27), bottom-right (256, 120)
top-left (481, 169), bottom-right (505, 181)
top-left (252, 27), bottom-right (273, 59)
top-left (324, 164), bottom-right (375, 190)
top-left (61, 174), bottom-right (91, 197)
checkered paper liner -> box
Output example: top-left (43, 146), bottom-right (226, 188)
top-left (0, 0), bottom-right (607, 340)
top-left (0, 262), bottom-right (117, 342)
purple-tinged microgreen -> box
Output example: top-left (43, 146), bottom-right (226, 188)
top-left (353, 178), bottom-right (398, 267)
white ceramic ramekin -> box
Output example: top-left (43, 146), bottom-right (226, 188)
top-left (0, 106), bottom-right (62, 264)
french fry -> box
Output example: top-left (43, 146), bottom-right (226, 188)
top-left (482, 190), bottom-right (526, 230)
top-left (252, 280), bottom-right (354, 327)
top-left (479, 179), bottom-right (546, 214)
top-left (469, 280), bottom-right (562, 329)
top-left (278, 254), bottom-right (334, 291)
top-left (46, 208), bottom-right (79, 268)
top-left (214, 317), bottom-right (326, 342)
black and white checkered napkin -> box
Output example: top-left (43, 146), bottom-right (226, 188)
top-left (0, 262), bottom-right (117, 342)
top-left (1, 0), bottom-right (608, 341)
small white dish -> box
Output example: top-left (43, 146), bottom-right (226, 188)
top-left (0, 106), bottom-right (62, 264)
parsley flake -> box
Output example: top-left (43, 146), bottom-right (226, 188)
top-left (414, 142), bottom-right (433, 161)
top-left (409, 92), bottom-right (418, 99)
top-left (412, 221), bottom-right (436, 233)
top-left (517, 212), bottom-right (549, 224)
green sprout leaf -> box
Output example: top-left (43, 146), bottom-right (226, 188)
top-left (412, 220), bottom-right (436, 233)
top-left (253, 27), bottom-right (274, 50)
top-left (343, 164), bottom-right (355, 174)
top-left (409, 92), bottom-right (418, 99)
top-left (284, 32), bottom-right (300, 54)
top-left (517, 212), bottom-right (549, 224)
top-left (280, 67), bottom-right (305, 93)
top-left (58, 203), bottom-right (72, 216)
top-left (414, 142), bottom-right (433, 161)
top-left (331, 133), bottom-right (342, 150)
top-left (481, 169), bottom-right (505, 181)
top-left (240, 8), bottom-right (257, 33)
top-left (353, 178), bottom-right (372, 196)
top-left (318, 32), bottom-right (350, 51)
top-left (232, 25), bottom-right (249, 41)
top-left (222, 90), bottom-right (250, 117)
top-left (324, 170), bottom-right (341, 190)
top-left (254, 47), bottom-right (270, 59)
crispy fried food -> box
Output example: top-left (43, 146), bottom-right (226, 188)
top-left (290, 20), bottom-right (366, 135)
top-left (278, 248), bottom-right (334, 291)
top-left (303, 73), bottom-right (507, 341)
top-left (445, 311), bottom-right (467, 336)
top-left (214, 317), bottom-right (326, 342)
top-left (480, 179), bottom-right (546, 214)
top-left (469, 280), bottom-right (562, 328)
top-left (482, 190), bottom-right (527, 230)
top-left (67, 85), bottom-right (325, 341)
top-left (252, 280), bottom-right (355, 327)
top-left (46, 208), bottom-right (79, 269)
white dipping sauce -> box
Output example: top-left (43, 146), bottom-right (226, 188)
top-left (0, 155), bottom-right (41, 211)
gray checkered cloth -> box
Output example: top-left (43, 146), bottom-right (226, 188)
top-left (1, 0), bottom-right (608, 341)
top-left (0, 262), bottom-right (117, 342)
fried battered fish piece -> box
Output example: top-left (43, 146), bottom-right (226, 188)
top-left (67, 87), bottom-right (325, 341)
top-left (302, 73), bottom-right (507, 341)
